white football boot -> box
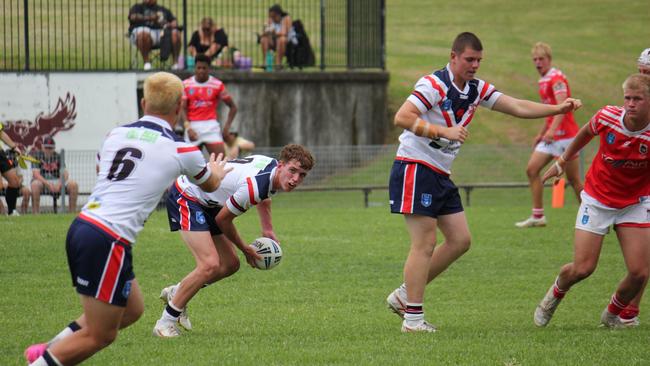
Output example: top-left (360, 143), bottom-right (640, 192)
top-left (619, 316), bottom-right (640, 328)
top-left (160, 285), bottom-right (192, 331)
top-left (153, 319), bottom-right (181, 338)
top-left (534, 284), bottom-right (563, 327)
top-left (600, 308), bottom-right (626, 329)
top-left (401, 320), bottom-right (437, 333)
top-left (386, 288), bottom-right (407, 319)
top-left (515, 216), bottom-right (547, 228)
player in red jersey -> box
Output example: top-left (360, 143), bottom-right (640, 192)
top-left (516, 43), bottom-right (583, 228)
top-left (639, 48), bottom-right (650, 75)
top-left (182, 53), bottom-right (238, 159)
top-left (534, 73), bottom-right (650, 328)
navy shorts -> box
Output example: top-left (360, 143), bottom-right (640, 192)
top-left (0, 150), bottom-right (14, 174)
top-left (66, 214), bottom-right (134, 307)
top-left (167, 183), bottom-right (223, 235)
top-left (389, 160), bottom-right (463, 218)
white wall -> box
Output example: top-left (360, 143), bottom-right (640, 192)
top-left (0, 73), bottom-right (138, 151)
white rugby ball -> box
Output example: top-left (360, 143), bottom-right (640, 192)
top-left (250, 237), bottom-right (283, 270)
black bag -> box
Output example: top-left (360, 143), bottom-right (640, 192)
top-left (287, 20), bottom-right (315, 69)
top-left (159, 28), bottom-right (172, 62)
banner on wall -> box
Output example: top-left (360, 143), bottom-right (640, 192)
top-left (0, 73), bottom-right (138, 151)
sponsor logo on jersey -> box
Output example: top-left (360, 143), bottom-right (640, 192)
top-left (601, 153), bottom-right (648, 169)
top-left (122, 280), bottom-right (132, 298)
top-left (421, 193), bottom-right (432, 207)
top-left (195, 211), bottom-right (206, 224)
top-left (442, 99), bottom-right (452, 110)
top-left (189, 88), bottom-right (195, 95)
top-left (640, 143), bottom-right (648, 155)
top-left (606, 132), bottom-right (616, 144)
top-left (581, 214), bottom-right (589, 225)
top-left (76, 276), bottom-right (89, 287)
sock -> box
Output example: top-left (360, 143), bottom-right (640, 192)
top-left (161, 301), bottom-right (182, 322)
top-left (49, 321), bottom-right (81, 346)
top-left (5, 187), bottom-right (18, 214)
top-left (532, 208), bottom-right (544, 219)
top-left (620, 304), bottom-right (640, 320)
top-left (607, 294), bottom-right (628, 315)
top-left (30, 350), bottom-right (63, 366)
top-left (552, 278), bottom-right (568, 299)
top-left (404, 303), bottom-right (424, 326)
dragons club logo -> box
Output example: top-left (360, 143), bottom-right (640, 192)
top-left (2, 93), bottom-right (77, 151)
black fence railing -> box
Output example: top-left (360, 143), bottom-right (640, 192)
top-left (1, 0), bottom-right (385, 71)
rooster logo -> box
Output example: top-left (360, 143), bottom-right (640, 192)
top-left (3, 93), bottom-right (77, 151)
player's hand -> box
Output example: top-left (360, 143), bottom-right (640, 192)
top-left (187, 127), bottom-right (198, 141)
top-left (208, 153), bottom-right (233, 181)
top-left (542, 160), bottom-right (565, 183)
top-left (439, 125), bottom-right (468, 143)
top-left (558, 98), bottom-right (582, 114)
top-left (542, 130), bottom-right (555, 144)
top-left (262, 230), bottom-right (279, 243)
top-left (241, 243), bottom-right (263, 268)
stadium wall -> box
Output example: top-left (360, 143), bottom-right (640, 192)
top-left (138, 71), bottom-right (390, 146)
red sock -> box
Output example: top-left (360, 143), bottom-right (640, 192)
top-left (552, 279), bottom-right (567, 299)
top-left (532, 208), bottom-right (544, 219)
top-left (607, 294), bottom-right (628, 315)
top-left (620, 304), bottom-right (640, 319)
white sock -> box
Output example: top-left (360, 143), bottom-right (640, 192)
top-left (29, 357), bottom-right (49, 366)
top-left (49, 327), bottom-right (73, 346)
top-left (404, 302), bottom-right (424, 327)
top-left (161, 300), bottom-right (182, 322)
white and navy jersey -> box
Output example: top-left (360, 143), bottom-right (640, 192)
top-left (82, 115), bottom-right (211, 243)
top-left (175, 154), bottom-right (277, 216)
top-left (397, 64), bottom-right (502, 174)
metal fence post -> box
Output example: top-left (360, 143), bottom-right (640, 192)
top-left (23, 0), bottom-right (30, 71)
top-left (320, 0), bottom-right (325, 70)
top-left (59, 149), bottom-right (67, 213)
top-left (182, 0), bottom-right (188, 69)
top-left (380, 0), bottom-right (386, 70)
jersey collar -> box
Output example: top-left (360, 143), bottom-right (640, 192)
top-left (140, 115), bottom-right (174, 131)
top-left (445, 64), bottom-right (470, 94)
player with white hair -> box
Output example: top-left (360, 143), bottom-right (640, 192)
top-left (638, 48), bottom-right (650, 75)
top-left (24, 72), bottom-right (232, 365)
top-left (534, 73), bottom-right (650, 329)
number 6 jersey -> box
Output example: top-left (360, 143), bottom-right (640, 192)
top-left (83, 116), bottom-right (211, 243)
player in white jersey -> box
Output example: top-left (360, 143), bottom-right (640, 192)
top-left (153, 144), bottom-right (314, 337)
top-left (385, 32), bottom-right (582, 333)
top-left (24, 72), bottom-right (231, 366)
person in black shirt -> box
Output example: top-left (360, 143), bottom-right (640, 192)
top-left (188, 17), bottom-right (229, 62)
top-left (128, 0), bottom-right (181, 70)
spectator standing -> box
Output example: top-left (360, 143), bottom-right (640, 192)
top-left (30, 136), bottom-right (79, 214)
top-left (128, 0), bottom-right (181, 70)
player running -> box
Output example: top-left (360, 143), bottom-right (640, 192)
top-left (24, 72), bottom-right (231, 365)
top-left (153, 144), bottom-right (314, 337)
top-left (385, 32), bottom-right (581, 333)
top-left (534, 73), bottom-right (650, 328)
top-left (515, 42), bottom-right (583, 228)
top-left (182, 53), bottom-right (238, 159)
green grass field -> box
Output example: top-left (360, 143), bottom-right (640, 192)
top-left (2, 190), bottom-right (648, 365)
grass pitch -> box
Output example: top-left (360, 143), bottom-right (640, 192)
top-left (1, 190), bottom-right (648, 365)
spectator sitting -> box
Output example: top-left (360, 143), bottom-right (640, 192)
top-left (30, 136), bottom-right (78, 214)
top-left (188, 17), bottom-right (229, 63)
top-left (260, 4), bottom-right (296, 69)
top-left (224, 131), bottom-right (256, 160)
top-left (4, 149), bottom-right (31, 214)
top-left (128, 0), bottom-right (181, 70)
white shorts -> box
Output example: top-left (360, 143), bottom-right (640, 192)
top-left (130, 27), bottom-right (163, 46)
top-left (185, 120), bottom-right (224, 146)
top-left (575, 191), bottom-right (650, 235)
top-left (534, 137), bottom-right (574, 157)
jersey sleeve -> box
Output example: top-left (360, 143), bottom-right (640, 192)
top-left (406, 76), bottom-right (443, 114)
top-left (550, 75), bottom-right (568, 96)
top-left (478, 81), bottom-right (502, 109)
top-left (218, 84), bottom-right (232, 102)
top-left (225, 174), bottom-right (271, 216)
top-left (588, 109), bottom-right (606, 135)
top-left (176, 144), bottom-right (211, 185)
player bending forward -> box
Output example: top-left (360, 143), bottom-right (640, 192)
top-left (385, 32), bottom-right (581, 333)
top-left (534, 73), bottom-right (650, 328)
top-left (153, 144), bottom-right (314, 337)
top-left (24, 72), bottom-right (231, 365)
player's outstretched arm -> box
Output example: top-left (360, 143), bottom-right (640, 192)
top-left (541, 123), bottom-right (596, 183)
top-left (394, 101), bottom-right (468, 142)
top-left (493, 94), bottom-right (582, 119)
top-left (255, 199), bottom-right (279, 242)
top-left (215, 207), bottom-right (263, 267)
top-left (198, 153), bottom-right (233, 192)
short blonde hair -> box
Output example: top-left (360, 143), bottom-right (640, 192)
top-left (143, 72), bottom-right (183, 115)
top-left (622, 73), bottom-right (650, 97)
top-left (531, 42), bottom-right (552, 59)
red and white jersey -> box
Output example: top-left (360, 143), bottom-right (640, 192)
top-left (175, 155), bottom-right (278, 216)
top-left (397, 64), bottom-right (503, 174)
top-left (183, 76), bottom-right (231, 122)
top-left (83, 116), bottom-right (211, 243)
top-left (538, 67), bottom-right (578, 140)
top-left (585, 106), bottom-right (650, 208)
